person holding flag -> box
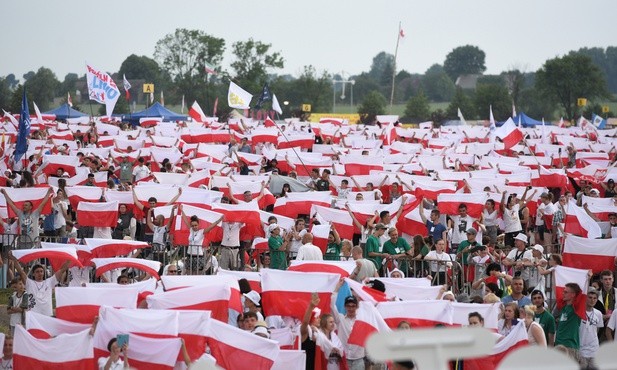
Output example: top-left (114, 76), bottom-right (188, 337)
top-left (554, 282), bottom-right (583, 361)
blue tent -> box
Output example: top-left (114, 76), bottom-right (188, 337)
top-left (43, 103), bottom-right (88, 120)
top-left (497, 112), bottom-right (542, 128)
top-left (122, 102), bottom-right (187, 124)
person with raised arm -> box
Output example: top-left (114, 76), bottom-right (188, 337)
top-left (1, 187), bottom-right (54, 247)
top-left (181, 209), bottom-right (223, 275)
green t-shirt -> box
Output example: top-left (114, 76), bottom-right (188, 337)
top-left (534, 310), bottom-right (556, 341)
top-left (554, 304), bottom-right (581, 349)
top-left (457, 240), bottom-right (481, 264)
top-left (325, 242), bottom-right (341, 261)
top-left (364, 234), bottom-right (382, 270)
top-left (268, 235), bottom-right (287, 270)
top-left (420, 244), bottom-right (430, 257)
top-left (383, 238), bottom-right (411, 256)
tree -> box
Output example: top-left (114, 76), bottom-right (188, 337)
top-left (350, 72), bottom-right (381, 104)
top-left (292, 66), bottom-right (332, 112)
top-left (369, 52), bottom-right (394, 82)
top-left (443, 45), bottom-right (486, 81)
top-left (422, 64), bottom-right (455, 102)
top-left (357, 91), bottom-right (387, 124)
top-left (502, 69), bottom-right (526, 108)
top-left (154, 29), bottom-right (225, 81)
top-left (5, 74), bottom-right (18, 90)
top-left (230, 38), bottom-right (284, 94)
top-left (59, 73), bottom-right (79, 96)
top-left (571, 47), bottom-right (617, 94)
top-left (535, 54), bottom-right (609, 120)
top-left (474, 83), bottom-right (511, 121)
top-left (22, 71), bottom-right (35, 81)
top-left (24, 67), bottom-right (60, 111)
top-left (446, 87), bottom-right (476, 119)
top-left (404, 91), bottom-right (431, 122)
top-left (0, 77), bottom-right (12, 111)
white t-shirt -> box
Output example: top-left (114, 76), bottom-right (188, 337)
top-left (9, 292), bottom-right (25, 327)
top-left (607, 309), bottom-right (617, 333)
top-left (98, 356), bottom-right (124, 370)
top-left (483, 209), bottom-right (498, 227)
top-left (579, 308), bottom-right (603, 358)
top-left (450, 215), bottom-right (475, 245)
top-left (425, 250), bottom-right (452, 272)
top-left (289, 228), bottom-right (307, 254)
top-left (221, 222), bottom-right (242, 247)
top-left (296, 243), bottom-right (324, 261)
top-left (53, 201), bottom-right (68, 229)
top-left (132, 165), bottom-right (151, 181)
top-left (503, 204), bottom-right (522, 233)
top-left (68, 266), bottom-right (91, 287)
top-left (26, 276), bottom-right (58, 317)
top-left (188, 228), bottom-right (205, 255)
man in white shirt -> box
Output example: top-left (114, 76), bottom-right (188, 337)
top-left (580, 288), bottom-right (603, 369)
top-left (503, 233), bottom-right (533, 286)
top-left (349, 246), bottom-right (378, 282)
top-left (331, 283), bottom-right (366, 369)
top-left (13, 256), bottom-right (69, 317)
top-left (132, 157), bottom-right (151, 183)
top-left (295, 233), bottom-right (323, 261)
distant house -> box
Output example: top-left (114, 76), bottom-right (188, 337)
top-left (455, 74), bottom-right (481, 90)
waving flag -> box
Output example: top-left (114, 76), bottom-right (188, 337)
top-left (92, 258), bottom-right (161, 279)
top-left (76, 201), bottom-right (118, 227)
top-left (272, 94), bottom-right (283, 115)
top-left (25, 311), bottom-right (91, 339)
top-left (437, 192), bottom-right (488, 218)
top-left (494, 118), bottom-right (523, 149)
top-left (13, 247), bottom-right (82, 270)
top-left (592, 113), bottom-right (606, 129)
top-left (228, 81), bottom-right (252, 109)
top-left (86, 64), bottom-right (120, 117)
top-left (207, 318), bottom-right (280, 370)
top-left (563, 235), bottom-right (617, 273)
top-left (345, 277), bottom-right (388, 304)
top-left (67, 92), bottom-right (73, 107)
top-left (14, 88), bottom-right (30, 162)
top-left (14, 326), bottom-right (95, 370)
top-left (369, 278), bottom-right (441, 301)
top-left (254, 82), bottom-right (272, 110)
top-left (261, 269), bottom-right (339, 319)
top-left (177, 311), bottom-right (211, 362)
top-left (377, 300), bottom-right (452, 328)
top-left (122, 74), bottom-right (131, 101)
top-left (555, 265), bottom-right (589, 320)
top-left (564, 200), bottom-right (602, 239)
top-left (55, 286), bottom-right (139, 324)
top-left (65, 186), bottom-right (104, 208)
top-left (204, 61), bottom-right (217, 75)
top-left (348, 301), bottom-right (391, 347)
top-left (218, 269), bottom-right (262, 293)
top-left (84, 238), bottom-right (149, 258)
top-left (147, 283), bottom-right (232, 322)
top-left (466, 321), bottom-right (528, 369)
top-left (310, 205), bottom-right (355, 240)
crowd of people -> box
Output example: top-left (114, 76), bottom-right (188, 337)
top-left (0, 112), bottom-right (616, 369)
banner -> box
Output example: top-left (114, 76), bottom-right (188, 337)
top-left (228, 81), bottom-right (252, 109)
top-left (86, 64), bottom-right (120, 117)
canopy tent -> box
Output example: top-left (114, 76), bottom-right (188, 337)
top-left (497, 112), bottom-right (542, 128)
top-left (43, 104), bottom-right (88, 120)
top-left (121, 102), bottom-right (187, 125)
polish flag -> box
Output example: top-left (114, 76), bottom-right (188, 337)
top-left (25, 311), bottom-right (91, 339)
top-left (580, 195), bottom-right (617, 221)
top-left (40, 242), bottom-right (92, 267)
top-left (272, 350), bottom-right (306, 370)
top-left (310, 223), bottom-right (331, 254)
top-left (319, 118), bottom-right (344, 126)
top-left (92, 258), bottom-right (161, 279)
top-left (437, 192), bottom-right (488, 218)
top-left (345, 277), bottom-right (388, 304)
top-left (207, 318), bottom-right (280, 370)
top-left (171, 205), bottom-right (223, 246)
top-left (398, 200), bottom-right (430, 238)
top-left (494, 118), bottom-right (524, 149)
top-left (451, 302), bottom-right (501, 330)
top-left (289, 260), bottom-right (356, 277)
top-left (277, 133), bottom-right (315, 150)
top-left (264, 116), bottom-right (276, 127)
top-left (261, 269), bottom-right (339, 319)
top-left (251, 127), bottom-right (279, 145)
top-left (563, 235), bottom-right (617, 273)
top-left (210, 201), bottom-right (260, 224)
top-left (413, 179), bottom-right (457, 200)
top-left (259, 210), bottom-right (295, 233)
top-left (251, 237), bottom-right (269, 252)
top-left (39, 155), bottom-right (80, 177)
top-left (147, 283), bottom-right (233, 322)
top-left (564, 200), bottom-right (602, 239)
top-left (13, 326), bottom-right (95, 370)
top-left (228, 180), bottom-right (276, 208)
top-left (382, 124), bottom-right (398, 146)
top-left (554, 265), bottom-right (589, 320)
top-left (2, 187), bottom-right (52, 218)
top-left (133, 185), bottom-right (180, 207)
top-left (93, 314), bottom-right (181, 370)
top-left (343, 156), bottom-right (384, 176)
top-left (55, 286), bottom-right (139, 324)
top-left (218, 268), bottom-right (262, 293)
top-left (466, 321), bottom-right (529, 369)
top-left (76, 201), bottom-right (119, 227)
top-left (348, 301), bottom-right (391, 347)
top-left (96, 306), bottom-right (179, 339)
top-left (531, 166), bottom-right (569, 190)
top-left (65, 186), bottom-right (104, 208)
top-left (12, 247), bottom-right (82, 270)
top-left (84, 238), bottom-right (149, 258)
top-left (310, 205), bottom-right (355, 240)
top-left (377, 300), bottom-right (452, 328)
top-left (369, 278), bottom-right (440, 301)
top-left (342, 202), bottom-right (381, 232)
top-left (273, 191), bottom-right (332, 219)
top-left (177, 311), bottom-right (210, 363)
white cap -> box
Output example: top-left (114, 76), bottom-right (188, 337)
top-left (243, 290), bottom-right (261, 306)
top-left (514, 233), bottom-right (528, 243)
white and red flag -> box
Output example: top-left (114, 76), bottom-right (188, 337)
top-left (466, 321), bottom-right (529, 369)
top-left (207, 317), bottom-right (280, 370)
top-left (531, 166), bottom-right (569, 190)
top-left (12, 246), bottom-right (82, 270)
top-left (39, 154), bottom-right (80, 177)
top-left (261, 269), bottom-right (339, 319)
top-left (564, 200), bottom-right (602, 239)
top-left (554, 265), bottom-right (589, 320)
top-left (251, 127), bottom-right (279, 144)
top-left (347, 301), bottom-right (391, 347)
top-left (176, 311), bottom-right (210, 363)
top-left (76, 201), bottom-right (119, 227)
top-left (345, 277), bottom-right (388, 305)
top-left (273, 191), bottom-right (331, 219)
top-left (437, 192), bottom-right (488, 218)
top-left (562, 235), bottom-right (617, 273)
top-left (311, 204), bottom-right (355, 240)
top-left (84, 238), bottom-right (149, 258)
top-left (309, 223), bottom-right (333, 254)
top-left (92, 257), bottom-right (161, 279)
top-left (25, 311), bottom-right (91, 339)
top-left (218, 268), bottom-right (262, 293)
top-left (122, 74), bottom-right (131, 101)
top-left (377, 300), bottom-right (451, 328)
top-left (188, 101), bottom-right (207, 122)
top-left (289, 260), bottom-right (356, 277)
top-left (67, 92), bottom-right (73, 107)
top-left (147, 283), bottom-right (233, 322)
top-left (13, 326), bottom-right (95, 370)
top-left (412, 179), bottom-right (457, 200)
top-left (65, 186), bottom-right (104, 208)
top-left (55, 286), bottom-right (139, 324)
top-left (1, 186), bottom-right (52, 218)
top-left (494, 118), bottom-right (523, 149)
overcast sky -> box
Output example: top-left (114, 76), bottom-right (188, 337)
top-left (2, 0), bottom-right (614, 84)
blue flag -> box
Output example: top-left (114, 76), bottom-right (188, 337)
top-left (592, 113), bottom-right (606, 129)
top-left (254, 83), bottom-right (272, 110)
top-left (14, 88), bottom-right (30, 162)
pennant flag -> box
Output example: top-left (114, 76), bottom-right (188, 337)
top-left (67, 92), bottom-right (73, 107)
top-left (91, 257), bottom-right (162, 279)
top-left (261, 269), bottom-right (339, 319)
top-left (348, 301), bottom-right (391, 347)
top-left (207, 318), bottom-right (280, 370)
top-left (512, 102), bottom-right (517, 118)
top-left (377, 300), bottom-right (452, 328)
top-left (86, 64), bottom-right (120, 117)
top-left (494, 118), bottom-right (523, 149)
top-left (84, 238), bottom-right (149, 258)
top-left (76, 201), bottom-right (119, 227)
top-left (14, 326), bottom-right (95, 370)
top-left (55, 286), bottom-right (139, 324)
top-left (147, 282), bottom-right (234, 322)
top-left (399, 26), bottom-right (405, 38)
top-left (272, 94), bottom-right (283, 115)
top-left (592, 113), bottom-right (606, 129)
top-left (122, 74), bottom-right (131, 101)
top-left (15, 87), bottom-right (31, 162)
top-left (564, 200), bottom-right (602, 239)
top-left (228, 81), bottom-right (253, 109)
top-left (254, 82), bottom-right (273, 110)
top-left (12, 247), bottom-right (82, 271)
top-left (457, 108), bottom-right (467, 126)
top-left (204, 61), bottom-right (218, 75)
top-left (563, 235), bottom-right (617, 273)
top-left (288, 260), bottom-right (356, 277)
top-left (554, 265), bottom-right (589, 320)
top-left (25, 311), bottom-right (91, 339)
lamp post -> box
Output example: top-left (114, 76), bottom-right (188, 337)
top-left (333, 71), bottom-right (355, 113)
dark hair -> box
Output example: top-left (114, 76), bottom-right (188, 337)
top-left (468, 311), bottom-right (484, 323)
top-left (147, 197), bottom-right (157, 203)
top-left (341, 179), bottom-right (348, 185)
top-left (394, 361), bottom-right (415, 369)
top-left (190, 215), bottom-right (199, 224)
top-left (531, 290), bottom-right (544, 299)
top-left (485, 199), bottom-right (495, 208)
top-left (322, 169), bottom-right (331, 175)
top-left (485, 263), bottom-right (501, 275)
top-left (600, 270), bottom-right (614, 279)
top-left (244, 311), bottom-right (258, 320)
top-left (238, 278), bottom-right (251, 294)
top-left (458, 203), bottom-right (467, 211)
top-left (116, 274), bottom-right (130, 283)
top-left (32, 264), bottom-right (45, 273)
top-left (379, 210), bottom-right (390, 219)
top-left (430, 209), bottom-right (440, 217)
top-left (565, 282), bottom-right (582, 296)
top-left (9, 277), bottom-right (22, 286)
top-left (485, 282), bottom-right (502, 298)
top-left (107, 337), bottom-right (117, 352)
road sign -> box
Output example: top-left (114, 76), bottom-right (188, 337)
top-left (602, 105), bottom-right (610, 113)
top-left (143, 84), bottom-right (155, 93)
top-left (577, 98), bottom-right (587, 107)
top-left (302, 104), bottom-right (312, 112)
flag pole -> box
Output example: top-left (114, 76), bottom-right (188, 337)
top-left (271, 111), bottom-right (312, 178)
top-left (66, 94), bottom-right (70, 123)
top-left (389, 21), bottom-right (402, 113)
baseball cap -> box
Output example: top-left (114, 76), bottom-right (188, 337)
top-left (366, 279), bottom-right (386, 293)
top-left (344, 295), bottom-right (358, 305)
top-left (252, 325), bottom-right (270, 338)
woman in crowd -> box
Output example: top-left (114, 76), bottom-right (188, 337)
top-left (498, 302), bottom-right (519, 336)
top-left (181, 211), bottom-right (223, 275)
top-left (268, 224), bottom-right (291, 270)
top-left (522, 304), bottom-right (547, 346)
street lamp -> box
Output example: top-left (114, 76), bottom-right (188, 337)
top-left (332, 72), bottom-right (355, 113)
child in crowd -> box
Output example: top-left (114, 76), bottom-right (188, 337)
top-left (7, 277), bottom-right (32, 335)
